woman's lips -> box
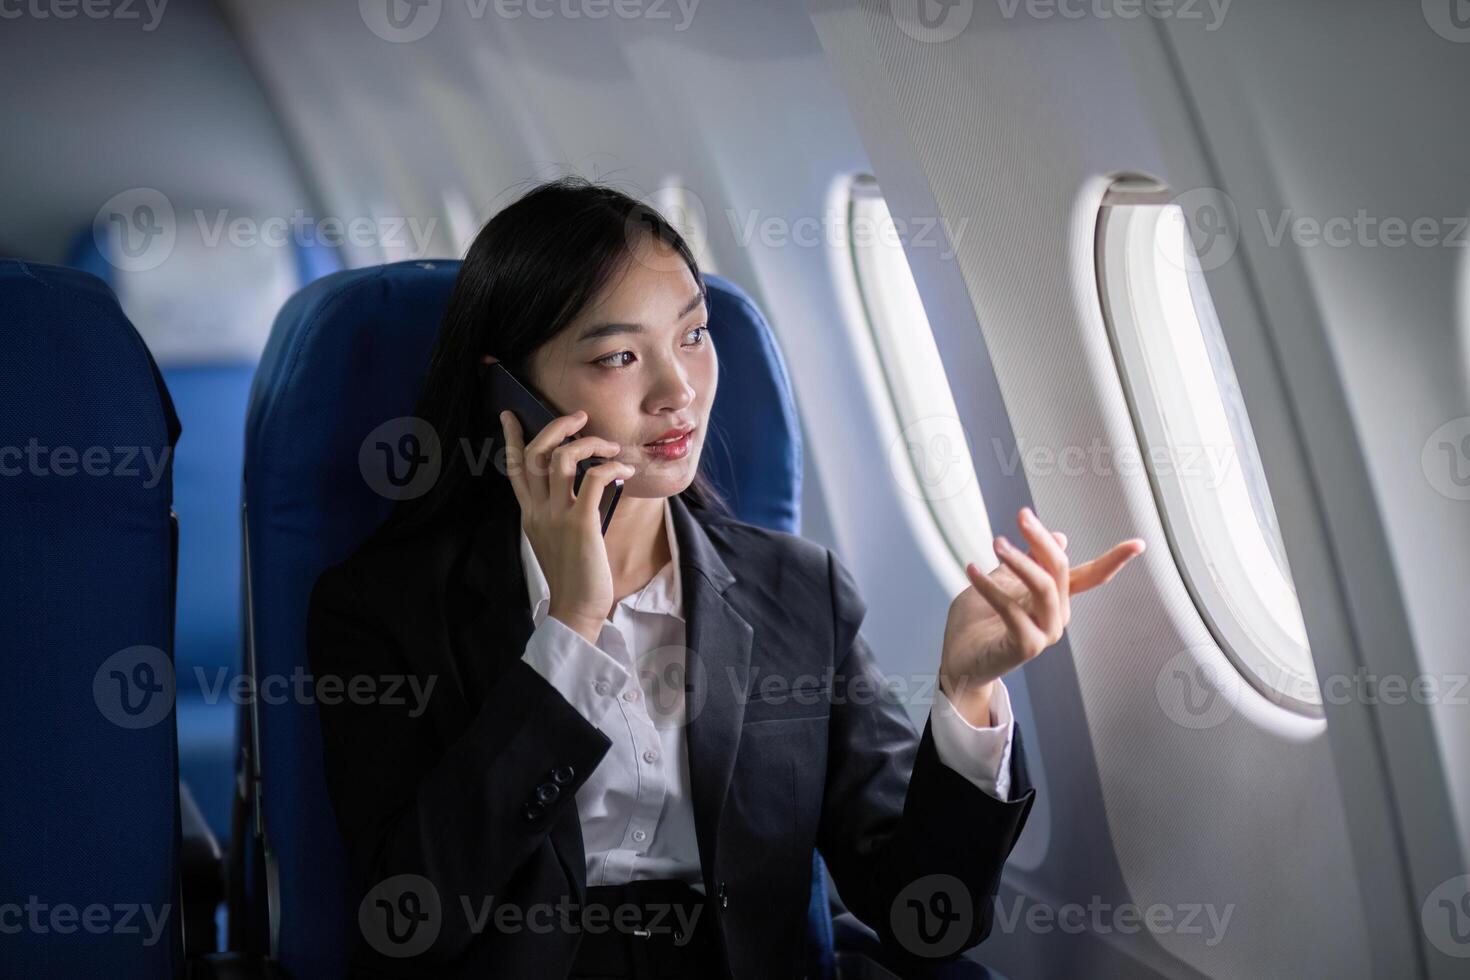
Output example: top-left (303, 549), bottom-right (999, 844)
top-left (642, 429), bottom-right (693, 460)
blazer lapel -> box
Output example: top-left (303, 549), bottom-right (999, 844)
top-left (667, 494), bottom-right (755, 894)
top-left (456, 495), bottom-right (755, 903)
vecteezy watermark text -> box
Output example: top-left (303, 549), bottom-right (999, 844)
top-left (358, 875), bottom-right (703, 958)
top-left (0, 898), bottom-right (172, 946)
top-left (0, 440), bottom-right (171, 488)
top-left (0, 0), bottom-right (167, 30)
top-left (359, 0), bottom-right (701, 43)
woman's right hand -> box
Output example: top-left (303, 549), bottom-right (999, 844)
top-left (499, 408), bottom-right (634, 644)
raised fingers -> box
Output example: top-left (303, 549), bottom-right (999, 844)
top-left (992, 534), bottom-right (1063, 642)
top-left (966, 562), bottom-right (1048, 655)
top-left (1016, 507), bottom-right (1070, 626)
top-left (1070, 539), bottom-right (1147, 593)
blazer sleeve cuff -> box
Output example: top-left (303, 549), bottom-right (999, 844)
top-left (929, 678), bottom-right (1015, 801)
top-left (521, 615), bottom-right (631, 730)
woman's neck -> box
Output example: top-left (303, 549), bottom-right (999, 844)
top-left (602, 493), bottom-right (672, 584)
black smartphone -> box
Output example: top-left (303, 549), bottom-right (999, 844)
top-left (482, 362), bottom-right (623, 535)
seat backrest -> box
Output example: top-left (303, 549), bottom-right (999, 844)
top-left (241, 259), bottom-right (812, 977)
top-left (0, 260), bottom-right (183, 977)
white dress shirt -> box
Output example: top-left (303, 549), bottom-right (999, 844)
top-left (517, 496), bottom-right (1015, 894)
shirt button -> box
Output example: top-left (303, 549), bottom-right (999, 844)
top-left (632, 829), bottom-right (647, 842)
top-left (594, 680), bottom-right (611, 696)
top-left (643, 749), bottom-right (659, 763)
top-left (622, 689), bottom-right (639, 702)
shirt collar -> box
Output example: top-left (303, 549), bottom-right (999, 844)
top-left (519, 496), bottom-right (684, 626)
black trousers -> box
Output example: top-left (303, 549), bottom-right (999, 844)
top-left (566, 878), bottom-right (725, 979)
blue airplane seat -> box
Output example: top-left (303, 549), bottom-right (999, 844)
top-left (66, 226), bottom-right (343, 842)
top-left (0, 260), bottom-right (184, 976)
top-left (239, 259), bottom-right (866, 979)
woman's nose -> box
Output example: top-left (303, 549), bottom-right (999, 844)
top-left (647, 368), bottom-right (696, 414)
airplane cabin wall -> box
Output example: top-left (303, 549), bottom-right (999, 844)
top-left (807, 0), bottom-right (1448, 978)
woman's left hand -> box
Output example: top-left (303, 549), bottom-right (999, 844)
top-left (938, 507), bottom-right (1145, 719)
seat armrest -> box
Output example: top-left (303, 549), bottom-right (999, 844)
top-left (181, 780), bottom-right (224, 958)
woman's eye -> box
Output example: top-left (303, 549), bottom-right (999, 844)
top-left (595, 350), bottom-right (635, 369)
top-left (596, 327), bottom-right (707, 369)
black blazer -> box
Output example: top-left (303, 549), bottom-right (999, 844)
top-left (306, 492), bottom-right (1036, 979)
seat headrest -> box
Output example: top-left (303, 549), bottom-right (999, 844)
top-left (0, 260), bottom-right (180, 488)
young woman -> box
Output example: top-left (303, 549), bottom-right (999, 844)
top-left (307, 177), bottom-right (1144, 979)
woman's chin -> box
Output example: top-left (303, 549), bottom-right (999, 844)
top-left (620, 456), bottom-right (698, 498)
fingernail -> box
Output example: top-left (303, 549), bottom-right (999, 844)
top-left (995, 535), bottom-right (1011, 553)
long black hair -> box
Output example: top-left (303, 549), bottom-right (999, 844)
top-left (374, 176), bottom-right (731, 541)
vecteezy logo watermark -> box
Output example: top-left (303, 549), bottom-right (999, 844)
top-left (0, 0), bottom-right (168, 31)
top-left (992, 894), bottom-right (1234, 945)
top-left (992, 436), bottom-right (1238, 489)
top-left (359, 878), bottom-right (705, 957)
top-left (634, 643), bottom-right (708, 728)
top-left (359, 0), bottom-right (441, 41)
top-left (1420, 416), bottom-right (1470, 501)
top-left (1422, 874), bottom-right (1470, 959)
top-left (360, 0), bottom-right (699, 42)
top-left (1316, 669), bottom-right (1469, 708)
top-left (191, 667), bottom-right (438, 716)
top-left (359, 417), bottom-right (444, 501)
top-left (992, 0), bottom-right (1232, 31)
top-left (0, 898), bottom-right (172, 946)
top-left (1160, 187), bottom-right (1240, 273)
top-left (94, 188), bottom-right (176, 273)
top-left (0, 440), bottom-right (173, 487)
top-left (1257, 209), bottom-right (1470, 250)
top-left (92, 190), bottom-right (440, 272)
top-left (93, 646), bottom-right (176, 730)
top-left (360, 875), bottom-right (443, 958)
top-left (622, 196), bottom-right (702, 276)
top-left (891, 0), bottom-right (974, 44)
top-left (190, 208), bottom-right (440, 256)
top-left (1155, 647), bottom-right (1245, 730)
top-left (890, 416), bottom-right (980, 504)
top-left (1423, 0), bottom-right (1470, 43)
top-left (890, 874), bottom-right (975, 958)
top-left (724, 205), bottom-right (966, 259)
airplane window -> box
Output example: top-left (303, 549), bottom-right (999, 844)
top-left (1097, 178), bottom-right (1319, 712)
top-left (846, 175), bottom-right (995, 574)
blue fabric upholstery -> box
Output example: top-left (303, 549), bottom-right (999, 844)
top-left (64, 228), bottom-right (342, 845)
top-left (239, 259), bottom-right (825, 977)
top-left (0, 260), bottom-right (183, 977)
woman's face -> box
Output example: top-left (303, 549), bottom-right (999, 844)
top-left (525, 237), bottom-right (715, 499)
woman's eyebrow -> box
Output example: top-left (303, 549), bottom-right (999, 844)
top-left (575, 291), bottom-right (707, 343)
